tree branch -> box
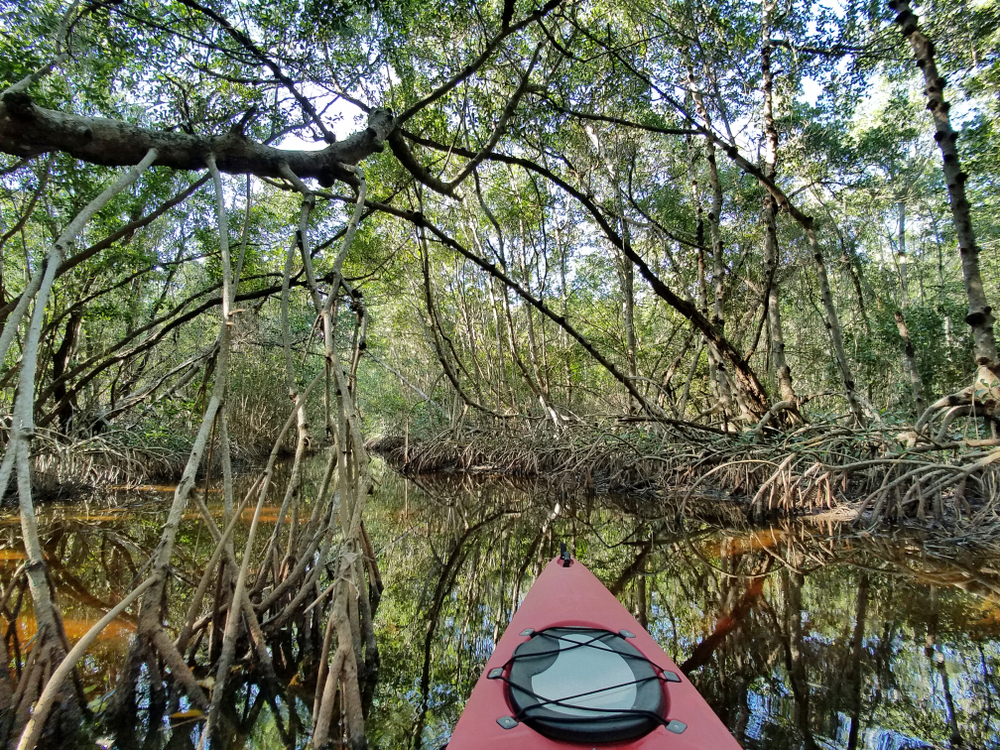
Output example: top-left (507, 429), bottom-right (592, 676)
top-left (174, 0), bottom-right (336, 142)
top-left (395, 0), bottom-right (563, 125)
top-left (0, 93), bottom-right (393, 183)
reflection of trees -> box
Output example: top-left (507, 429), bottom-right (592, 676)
top-left (369, 478), bottom-right (1000, 750)
top-left (780, 567), bottom-right (820, 750)
top-left (846, 573), bottom-right (869, 750)
top-left (2, 512), bottom-right (169, 702)
top-left (4, 473), bottom-right (1000, 748)
top-left (668, 522), bottom-right (1000, 749)
top-left (0, 479), bottom-right (342, 749)
top-left (925, 586), bottom-right (964, 748)
top-left (408, 507), bottom-right (511, 749)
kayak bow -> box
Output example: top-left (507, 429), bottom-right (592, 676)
top-left (447, 551), bottom-right (742, 748)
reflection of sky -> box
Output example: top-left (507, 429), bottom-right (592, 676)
top-left (742, 610), bottom-right (998, 748)
top-left (861, 727), bottom-right (931, 750)
top-left (6, 472), bottom-right (1000, 749)
top-left (748, 623), bottom-right (997, 747)
top-left (593, 552), bottom-right (998, 749)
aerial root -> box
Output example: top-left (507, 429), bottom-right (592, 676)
top-left (372, 419), bottom-right (1000, 541)
top-left (914, 365), bottom-right (1000, 438)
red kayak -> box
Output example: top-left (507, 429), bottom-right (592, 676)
top-left (447, 548), bottom-right (742, 748)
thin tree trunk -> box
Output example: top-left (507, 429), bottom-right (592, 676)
top-left (761, 1), bottom-right (797, 406)
top-left (689, 61), bottom-right (735, 419)
top-left (50, 308), bottom-right (82, 432)
top-left (810, 224), bottom-right (867, 425)
top-left (584, 125), bottom-right (639, 412)
top-left (621, 244), bottom-right (638, 397)
top-left (894, 201), bottom-right (926, 415)
top-left (895, 312), bottom-right (926, 416)
top-left (897, 200), bottom-right (910, 308)
top-left (687, 111), bottom-right (722, 416)
top-left (678, 340), bottom-right (705, 419)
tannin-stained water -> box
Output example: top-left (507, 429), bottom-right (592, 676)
top-left (1, 460), bottom-right (998, 749)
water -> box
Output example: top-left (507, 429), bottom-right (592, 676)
top-left (1, 462), bottom-right (998, 749)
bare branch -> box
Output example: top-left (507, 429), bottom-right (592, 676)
top-left (395, 0), bottom-right (563, 125)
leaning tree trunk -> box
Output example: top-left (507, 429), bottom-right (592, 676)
top-left (890, 0), bottom-right (999, 377)
top-left (809, 223), bottom-right (868, 426)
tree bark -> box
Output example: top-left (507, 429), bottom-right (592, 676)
top-left (0, 92), bottom-right (393, 185)
top-left (890, 0), bottom-right (999, 374)
top-left (894, 201), bottom-right (926, 415)
top-left (761, 1), bottom-right (797, 406)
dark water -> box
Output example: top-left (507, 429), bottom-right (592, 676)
top-left (2, 462), bottom-right (998, 749)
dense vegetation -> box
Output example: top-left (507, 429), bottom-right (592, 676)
top-left (2, 0), bottom-right (1000, 747)
top-left (2, 0), bottom-right (999, 449)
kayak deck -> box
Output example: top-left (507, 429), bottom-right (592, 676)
top-left (446, 555), bottom-right (742, 748)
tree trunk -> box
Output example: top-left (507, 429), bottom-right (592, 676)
top-left (583, 124), bottom-right (640, 413)
top-left (687, 105), bottom-right (724, 420)
top-left (761, 1), bottom-right (797, 406)
top-left (894, 201), bottom-right (926, 414)
top-left (891, 0), bottom-right (999, 374)
top-left (689, 62), bottom-right (736, 420)
top-left (895, 312), bottom-right (926, 416)
top-left (50, 308), bottom-right (83, 432)
top-left (810, 224), bottom-right (867, 425)
top-left (620, 245), bottom-right (638, 394)
top-left (897, 200), bottom-right (910, 308)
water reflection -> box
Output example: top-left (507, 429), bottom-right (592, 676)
top-left (1, 463), bottom-right (998, 749)
top-left (367, 470), bottom-right (1000, 750)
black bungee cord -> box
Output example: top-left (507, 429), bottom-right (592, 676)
top-left (491, 628), bottom-right (679, 728)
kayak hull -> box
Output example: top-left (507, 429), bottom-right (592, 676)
top-left (446, 556), bottom-right (742, 749)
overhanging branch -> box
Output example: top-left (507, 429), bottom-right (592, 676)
top-left (0, 93), bottom-right (394, 183)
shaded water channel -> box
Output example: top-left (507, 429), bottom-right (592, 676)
top-left (2, 461), bottom-right (999, 749)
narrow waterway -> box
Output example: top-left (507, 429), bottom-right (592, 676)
top-left (1, 461), bottom-right (998, 749)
